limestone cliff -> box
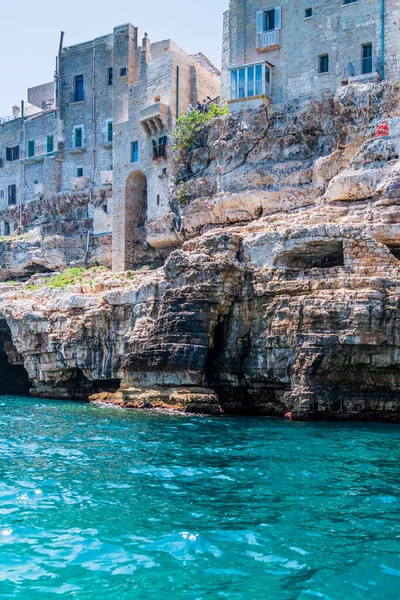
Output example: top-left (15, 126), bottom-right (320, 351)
top-left (0, 81), bottom-right (400, 420)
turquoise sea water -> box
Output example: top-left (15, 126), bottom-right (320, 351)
top-left (0, 397), bottom-right (399, 599)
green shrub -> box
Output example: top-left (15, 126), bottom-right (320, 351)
top-left (172, 103), bottom-right (228, 184)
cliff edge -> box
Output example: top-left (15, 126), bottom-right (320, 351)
top-left (0, 81), bottom-right (400, 420)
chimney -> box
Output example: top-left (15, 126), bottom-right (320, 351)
top-left (12, 105), bottom-right (20, 118)
top-left (140, 32), bottom-right (152, 77)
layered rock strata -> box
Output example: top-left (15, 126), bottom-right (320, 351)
top-left (0, 81), bottom-right (399, 420)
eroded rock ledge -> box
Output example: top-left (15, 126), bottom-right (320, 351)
top-left (0, 81), bottom-right (399, 421)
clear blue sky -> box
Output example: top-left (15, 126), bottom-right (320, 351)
top-left (0, 0), bottom-right (229, 116)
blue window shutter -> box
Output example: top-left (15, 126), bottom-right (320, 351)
top-left (131, 141), bottom-right (139, 162)
top-left (275, 6), bottom-right (282, 29)
top-left (256, 10), bottom-right (264, 34)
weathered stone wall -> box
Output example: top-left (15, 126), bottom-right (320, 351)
top-left (222, 0), bottom-right (400, 104)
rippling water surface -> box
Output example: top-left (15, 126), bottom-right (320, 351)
top-left (0, 397), bottom-right (399, 599)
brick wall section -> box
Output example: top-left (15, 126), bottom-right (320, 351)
top-left (343, 235), bottom-right (400, 268)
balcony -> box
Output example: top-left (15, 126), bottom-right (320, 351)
top-left (348, 56), bottom-right (381, 82)
top-left (20, 143), bottom-right (61, 165)
top-left (152, 143), bottom-right (167, 161)
top-left (229, 61), bottom-right (272, 112)
top-left (140, 102), bottom-right (169, 135)
top-left (256, 30), bottom-right (280, 52)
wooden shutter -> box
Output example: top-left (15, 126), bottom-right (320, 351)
top-left (275, 6), bottom-right (282, 29)
top-left (6, 148), bottom-right (11, 161)
top-left (256, 10), bottom-right (264, 34)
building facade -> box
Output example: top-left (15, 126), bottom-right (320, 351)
top-left (0, 24), bottom-right (220, 270)
top-left (221, 0), bottom-right (400, 109)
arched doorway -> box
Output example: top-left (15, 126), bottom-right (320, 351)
top-left (124, 171), bottom-right (148, 269)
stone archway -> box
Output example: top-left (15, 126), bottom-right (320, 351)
top-left (0, 316), bottom-right (31, 394)
top-left (124, 171), bottom-right (148, 269)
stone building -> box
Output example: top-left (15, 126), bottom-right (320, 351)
top-left (221, 0), bottom-right (400, 109)
top-left (0, 24), bottom-right (220, 271)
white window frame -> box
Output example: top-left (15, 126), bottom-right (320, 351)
top-left (229, 61), bottom-right (272, 101)
top-left (256, 6), bottom-right (281, 49)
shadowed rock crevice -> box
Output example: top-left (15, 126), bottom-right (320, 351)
top-left (275, 241), bottom-right (344, 270)
top-left (0, 317), bottom-right (31, 395)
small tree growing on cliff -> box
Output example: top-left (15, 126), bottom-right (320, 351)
top-left (172, 103), bottom-right (228, 185)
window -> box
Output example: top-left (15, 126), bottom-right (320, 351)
top-left (362, 44), bottom-right (373, 74)
top-left (156, 195), bottom-right (160, 206)
top-left (108, 67), bottom-right (113, 86)
top-left (74, 127), bottom-right (83, 148)
top-left (305, 7), bottom-right (313, 18)
top-left (77, 167), bottom-right (83, 177)
top-left (0, 190), bottom-right (4, 199)
top-left (230, 62), bottom-right (271, 100)
top-left (107, 120), bottom-right (113, 143)
top-left (46, 135), bottom-right (54, 153)
top-left (256, 7), bottom-right (281, 48)
top-left (74, 74), bottom-right (84, 102)
top-left (8, 184), bottom-right (16, 206)
top-left (342, 0), bottom-right (357, 4)
top-left (28, 140), bottom-right (35, 158)
top-left (120, 67), bottom-right (127, 77)
top-left (256, 6), bottom-right (281, 33)
top-left (6, 146), bottom-right (19, 161)
top-left (318, 54), bottom-right (329, 74)
top-left (131, 141), bottom-right (139, 163)
top-left (4, 222), bottom-right (10, 236)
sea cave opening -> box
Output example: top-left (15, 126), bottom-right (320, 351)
top-left (0, 317), bottom-right (32, 395)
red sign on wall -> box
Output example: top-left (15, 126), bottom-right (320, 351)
top-left (376, 122), bottom-right (389, 137)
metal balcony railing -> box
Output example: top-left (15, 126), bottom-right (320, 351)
top-left (153, 143), bottom-right (167, 160)
top-left (256, 29), bottom-right (280, 50)
top-left (348, 56), bottom-right (381, 78)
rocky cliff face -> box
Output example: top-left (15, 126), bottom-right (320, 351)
top-left (0, 81), bottom-right (399, 420)
top-left (0, 192), bottom-right (112, 279)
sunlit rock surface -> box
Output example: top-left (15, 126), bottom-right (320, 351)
top-left (1, 81), bottom-right (400, 420)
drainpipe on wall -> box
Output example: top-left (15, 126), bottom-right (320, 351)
top-left (381, 0), bottom-right (385, 80)
top-left (56, 32), bottom-right (64, 114)
top-left (87, 41), bottom-right (97, 263)
top-left (20, 100), bottom-right (25, 230)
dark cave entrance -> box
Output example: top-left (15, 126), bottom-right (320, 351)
top-left (384, 244), bottom-right (400, 261)
top-left (65, 369), bottom-right (122, 399)
top-left (275, 241), bottom-right (345, 270)
top-left (0, 317), bottom-right (32, 395)
top-left (205, 313), bottom-right (290, 416)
